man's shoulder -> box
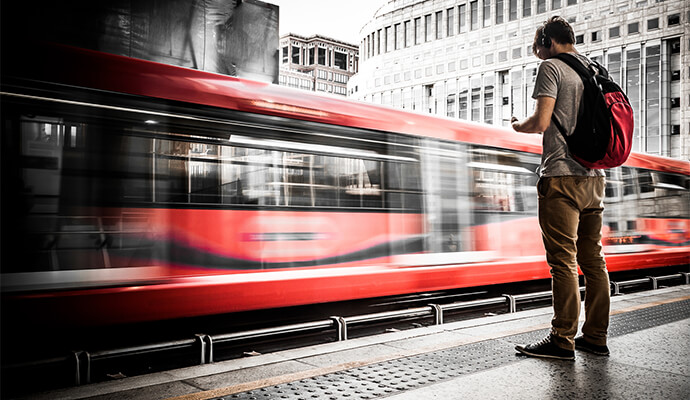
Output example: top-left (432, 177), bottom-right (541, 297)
top-left (548, 53), bottom-right (592, 70)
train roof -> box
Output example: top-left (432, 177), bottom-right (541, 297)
top-left (2, 43), bottom-right (688, 176)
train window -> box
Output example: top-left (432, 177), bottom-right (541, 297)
top-left (147, 132), bottom-right (421, 210)
top-left (654, 172), bottom-right (689, 192)
top-left (638, 170), bottom-right (655, 194)
top-left (610, 168), bottom-right (689, 221)
top-left (468, 146), bottom-right (539, 214)
top-left (604, 168), bottom-right (623, 200)
top-left (622, 167), bottom-right (637, 196)
top-left (3, 94), bottom-right (426, 272)
top-left (19, 116), bottom-right (69, 214)
top-left (385, 161), bottom-right (422, 210)
top-left (650, 171), bottom-right (689, 218)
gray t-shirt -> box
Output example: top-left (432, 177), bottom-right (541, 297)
top-left (532, 52), bottom-right (605, 177)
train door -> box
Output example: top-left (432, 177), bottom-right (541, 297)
top-left (417, 139), bottom-right (475, 262)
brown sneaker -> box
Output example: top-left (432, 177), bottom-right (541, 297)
top-left (574, 336), bottom-right (610, 356)
top-left (515, 335), bottom-right (575, 360)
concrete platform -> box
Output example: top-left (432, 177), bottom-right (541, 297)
top-left (24, 285), bottom-right (690, 400)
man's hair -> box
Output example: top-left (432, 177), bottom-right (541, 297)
top-left (533, 16), bottom-right (575, 55)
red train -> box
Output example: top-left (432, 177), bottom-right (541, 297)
top-left (1, 44), bottom-right (688, 326)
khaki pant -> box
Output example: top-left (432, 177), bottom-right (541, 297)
top-left (538, 176), bottom-right (610, 351)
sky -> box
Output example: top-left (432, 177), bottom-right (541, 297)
top-left (266, 0), bottom-right (387, 44)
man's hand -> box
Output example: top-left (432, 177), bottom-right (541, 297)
top-left (511, 96), bottom-right (555, 133)
top-left (511, 116), bottom-right (519, 129)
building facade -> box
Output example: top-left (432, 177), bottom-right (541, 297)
top-left (350, 0), bottom-right (689, 160)
top-left (279, 34), bottom-right (359, 96)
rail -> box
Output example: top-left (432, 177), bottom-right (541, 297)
top-left (7, 272), bottom-right (689, 386)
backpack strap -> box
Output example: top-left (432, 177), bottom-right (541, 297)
top-left (551, 53), bottom-right (594, 82)
top-left (548, 53), bottom-right (594, 137)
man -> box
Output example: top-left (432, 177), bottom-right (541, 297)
top-left (511, 16), bottom-right (611, 360)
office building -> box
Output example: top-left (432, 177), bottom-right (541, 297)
top-left (350, 0), bottom-right (689, 159)
top-left (279, 34), bottom-right (359, 96)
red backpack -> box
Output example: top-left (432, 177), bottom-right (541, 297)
top-left (550, 53), bottom-right (634, 169)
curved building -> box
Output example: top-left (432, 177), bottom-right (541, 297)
top-left (350, 0), bottom-right (689, 160)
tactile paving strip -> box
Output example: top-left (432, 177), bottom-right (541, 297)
top-left (215, 299), bottom-right (690, 400)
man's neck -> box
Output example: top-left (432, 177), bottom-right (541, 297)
top-left (552, 43), bottom-right (578, 55)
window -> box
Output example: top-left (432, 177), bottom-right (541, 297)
top-left (509, 0), bottom-right (517, 21)
top-left (671, 40), bottom-right (680, 54)
top-left (414, 17), bottom-right (422, 44)
top-left (291, 45), bottom-right (300, 64)
top-left (609, 26), bottom-right (620, 38)
top-left (591, 31), bottom-right (601, 42)
top-left (575, 34), bottom-right (584, 44)
top-left (334, 51), bottom-right (347, 70)
top-left (483, 0), bottom-right (491, 27)
top-left (470, 1), bottom-right (479, 30)
top-left (318, 48), bottom-right (326, 65)
top-left (436, 11), bottom-right (443, 39)
top-left (647, 18), bottom-right (659, 30)
top-left (471, 88), bottom-right (481, 121)
top-left (404, 20), bottom-right (411, 47)
top-left (459, 90), bottom-right (468, 119)
top-left (523, 0), bottom-right (531, 17)
top-left (646, 45), bottom-right (660, 155)
top-left (377, 30), bottom-right (382, 54)
top-left (623, 167), bottom-right (636, 196)
top-left (608, 52), bottom-right (621, 84)
top-left (552, 0), bottom-right (561, 9)
top-left (395, 23), bottom-right (402, 50)
top-left (484, 84), bottom-right (494, 124)
top-left (425, 14), bottom-right (433, 42)
top-left (668, 14), bottom-right (680, 26)
top-left (496, 0), bottom-right (504, 24)
top-left (626, 49), bottom-right (641, 151)
top-left (282, 46), bottom-right (288, 63)
top-left (537, 0), bottom-right (546, 14)
top-left (447, 94), bottom-right (456, 118)
top-left (512, 47), bottom-right (521, 59)
top-left (671, 98), bottom-right (681, 108)
top-left (639, 170), bottom-right (654, 194)
top-left (459, 4), bottom-right (467, 33)
top-left (628, 22), bottom-right (639, 34)
top-left (385, 26), bottom-right (393, 52)
top-left (447, 8), bottom-right (455, 36)
top-left (469, 147), bottom-right (540, 214)
top-left (568, 0), bottom-right (577, 4)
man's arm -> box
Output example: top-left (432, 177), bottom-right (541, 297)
top-left (511, 96), bottom-right (556, 134)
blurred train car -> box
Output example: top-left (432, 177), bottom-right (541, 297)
top-left (1, 44), bottom-right (688, 326)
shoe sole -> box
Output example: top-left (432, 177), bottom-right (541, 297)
top-left (575, 345), bottom-right (609, 356)
top-left (515, 345), bottom-right (575, 361)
